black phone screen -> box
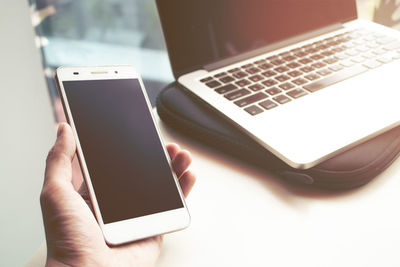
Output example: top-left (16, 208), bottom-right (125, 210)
top-left (63, 79), bottom-right (183, 224)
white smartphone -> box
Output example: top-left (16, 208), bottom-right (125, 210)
top-left (56, 66), bottom-right (190, 246)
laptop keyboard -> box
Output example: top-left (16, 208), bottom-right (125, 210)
top-left (199, 28), bottom-right (400, 116)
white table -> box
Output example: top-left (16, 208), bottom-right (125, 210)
top-left (28, 112), bottom-right (400, 267)
top-left (155, 117), bottom-right (400, 267)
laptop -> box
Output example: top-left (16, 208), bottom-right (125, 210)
top-left (156, 0), bottom-right (400, 169)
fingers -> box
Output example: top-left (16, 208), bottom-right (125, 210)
top-left (43, 123), bottom-right (76, 187)
top-left (171, 149), bottom-right (192, 178)
top-left (179, 171), bottom-right (196, 198)
top-left (166, 143), bottom-right (180, 161)
top-left (167, 143), bottom-right (196, 197)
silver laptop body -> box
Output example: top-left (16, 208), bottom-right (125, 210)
top-left (156, 0), bottom-right (400, 169)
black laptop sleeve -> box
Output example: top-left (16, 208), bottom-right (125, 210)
top-left (157, 82), bottom-right (400, 190)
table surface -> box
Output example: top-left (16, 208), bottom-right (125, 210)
top-left (155, 116), bottom-right (400, 267)
top-left (28, 111), bottom-right (400, 267)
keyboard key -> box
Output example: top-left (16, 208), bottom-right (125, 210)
top-left (352, 39), bottom-right (364, 46)
top-left (340, 60), bottom-right (355, 67)
top-left (246, 67), bottom-right (261, 74)
top-left (233, 71), bottom-right (248, 79)
top-left (279, 82), bottom-right (295, 90)
top-left (249, 74), bottom-right (264, 82)
top-left (224, 89), bottom-right (251, 100)
top-left (363, 35), bottom-right (376, 42)
top-left (249, 84), bottom-right (265, 91)
top-left (200, 77), bottom-right (213, 83)
top-left (220, 76), bottom-right (235, 83)
top-left (299, 58), bottom-right (313, 64)
top-left (351, 56), bottom-right (366, 63)
top-left (259, 99), bottom-right (278, 110)
top-left (323, 57), bottom-right (339, 64)
top-left (393, 51), bottom-right (400, 59)
top-left (214, 72), bottom-right (227, 78)
top-left (316, 44), bottom-right (329, 50)
top-left (363, 59), bottom-right (382, 69)
top-left (345, 49), bottom-right (359, 56)
top-left (265, 87), bottom-right (282, 95)
top-left (366, 42), bottom-right (380, 49)
top-left (274, 66), bottom-right (289, 73)
top-left (262, 79), bottom-right (278, 87)
top-left (266, 55), bottom-right (278, 61)
top-left (261, 70), bottom-right (277, 77)
top-left (303, 65), bottom-right (368, 92)
top-left (283, 55), bottom-right (297, 61)
top-left (275, 75), bottom-right (291, 82)
top-left (234, 92), bottom-right (268, 107)
top-left (376, 55), bottom-right (392, 64)
top-left (254, 59), bottom-right (266, 64)
top-left (205, 80), bottom-right (222, 88)
top-left (236, 79), bottom-right (251, 87)
top-left (228, 68), bottom-right (240, 73)
top-left (376, 36), bottom-right (396, 45)
top-left (287, 62), bottom-right (301, 69)
top-left (273, 95), bottom-right (292, 104)
top-left (321, 50), bottom-right (334, 56)
top-left (304, 73), bottom-right (320, 81)
top-left (290, 48), bottom-right (302, 53)
top-left (372, 48), bottom-right (386, 55)
top-left (278, 52), bottom-right (290, 57)
top-left (304, 48), bottom-right (316, 54)
top-left (294, 51), bottom-right (308, 57)
top-left (362, 51), bottom-right (376, 59)
top-left (331, 46), bottom-right (346, 53)
top-left (270, 59), bottom-right (286, 65)
top-left (215, 84), bottom-right (238, 94)
top-left (343, 43), bottom-right (355, 49)
top-left (317, 69), bottom-right (332, 76)
top-left (300, 66), bottom-right (315, 73)
top-left (356, 46), bottom-right (369, 52)
top-left (292, 78), bottom-right (308, 85)
top-left (383, 41), bottom-right (400, 51)
top-left (311, 62), bottom-right (326, 68)
top-left (287, 88), bottom-right (308, 98)
top-left (244, 105), bottom-right (264, 115)
top-left (329, 64), bottom-right (344, 72)
top-left (310, 54), bottom-right (324, 60)
top-left (335, 53), bottom-right (349, 60)
top-left (326, 41), bottom-right (340, 47)
top-left (259, 63), bottom-right (273, 70)
top-left (241, 63), bottom-right (253, 69)
top-left (287, 70), bottom-right (303, 77)
top-left (372, 32), bottom-right (386, 38)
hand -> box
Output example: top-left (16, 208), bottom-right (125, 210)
top-left (40, 123), bottom-right (196, 266)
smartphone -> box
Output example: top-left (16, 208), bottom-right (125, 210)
top-left (56, 66), bottom-right (190, 245)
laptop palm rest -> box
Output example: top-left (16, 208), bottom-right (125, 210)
top-left (255, 59), bottom-right (400, 168)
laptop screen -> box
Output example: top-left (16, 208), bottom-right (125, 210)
top-left (156, 0), bottom-right (357, 78)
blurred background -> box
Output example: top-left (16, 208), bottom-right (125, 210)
top-left (29, 0), bottom-right (400, 113)
top-left (6, 0), bottom-right (399, 266)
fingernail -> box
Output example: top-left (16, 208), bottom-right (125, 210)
top-left (57, 124), bottom-right (64, 137)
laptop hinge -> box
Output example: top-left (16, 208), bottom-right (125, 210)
top-left (204, 23), bottom-right (344, 72)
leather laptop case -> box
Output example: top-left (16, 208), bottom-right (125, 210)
top-left (157, 82), bottom-right (400, 189)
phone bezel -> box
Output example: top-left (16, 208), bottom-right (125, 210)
top-left (56, 65), bottom-right (190, 246)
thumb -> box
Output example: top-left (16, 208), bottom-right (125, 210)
top-left (43, 123), bottom-right (76, 187)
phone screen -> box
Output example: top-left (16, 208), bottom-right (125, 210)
top-left (63, 79), bottom-right (183, 224)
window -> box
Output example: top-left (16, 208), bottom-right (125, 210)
top-left (32, 0), bottom-right (173, 108)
